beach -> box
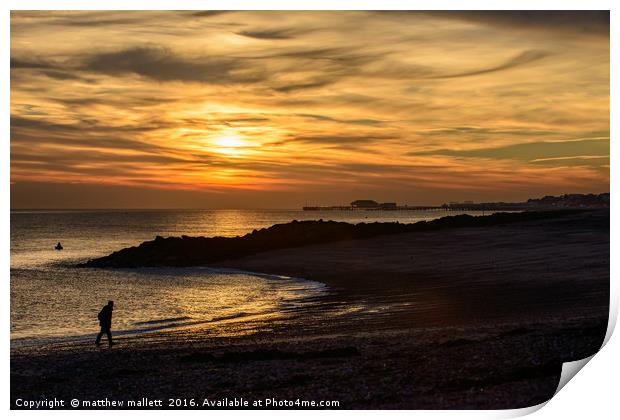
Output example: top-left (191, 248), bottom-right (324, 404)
top-left (10, 210), bottom-right (609, 409)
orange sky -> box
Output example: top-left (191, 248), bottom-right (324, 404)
top-left (10, 11), bottom-right (609, 208)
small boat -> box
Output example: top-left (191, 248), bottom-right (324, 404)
top-left (55, 242), bottom-right (63, 251)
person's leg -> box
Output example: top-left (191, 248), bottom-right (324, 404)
top-left (106, 329), bottom-right (113, 346)
top-left (95, 329), bottom-right (104, 345)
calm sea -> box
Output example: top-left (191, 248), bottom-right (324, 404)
top-left (11, 208), bottom-right (482, 347)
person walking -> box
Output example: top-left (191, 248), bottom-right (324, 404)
top-left (95, 300), bottom-right (114, 347)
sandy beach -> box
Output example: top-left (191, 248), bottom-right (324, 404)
top-left (11, 210), bottom-right (609, 409)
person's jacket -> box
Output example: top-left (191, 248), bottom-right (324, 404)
top-left (98, 305), bottom-right (113, 329)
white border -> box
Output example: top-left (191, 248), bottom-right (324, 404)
top-left (3, 1), bottom-right (617, 419)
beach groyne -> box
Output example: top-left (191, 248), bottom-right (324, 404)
top-left (78, 210), bottom-right (584, 268)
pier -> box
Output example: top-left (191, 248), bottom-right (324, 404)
top-left (302, 205), bottom-right (446, 211)
top-left (299, 196), bottom-right (605, 212)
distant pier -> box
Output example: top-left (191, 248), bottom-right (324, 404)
top-left (302, 194), bottom-right (609, 212)
top-left (302, 205), bottom-right (446, 211)
top-left (303, 199), bottom-right (447, 211)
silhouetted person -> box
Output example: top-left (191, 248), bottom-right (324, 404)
top-left (55, 242), bottom-right (63, 250)
top-left (95, 300), bottom-right (114, 347)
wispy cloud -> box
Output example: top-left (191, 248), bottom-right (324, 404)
top-left (433, 11), bottom-right (610, 36)
top-left (237, 29), bottom-right (299, 40)
top-left (81, 46), bottom-right (260, 84)
top-left (409, 138), bottom-right (609, 162)
top-left (435, 50), bottom-right (550, 79)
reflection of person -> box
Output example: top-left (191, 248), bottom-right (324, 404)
top-left (95, 300), bottom-right (114, 347)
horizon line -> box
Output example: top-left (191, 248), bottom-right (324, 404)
top-left (10, 191), bottom-right (610, 212)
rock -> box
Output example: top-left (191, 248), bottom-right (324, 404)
top-left (76, 210), bottom-right (585, 268)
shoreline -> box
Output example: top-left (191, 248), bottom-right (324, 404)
top-left (11, 265), bottom-right (330, 350)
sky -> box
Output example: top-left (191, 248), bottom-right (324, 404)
top-left (10, 11), bottom-right (609, 209)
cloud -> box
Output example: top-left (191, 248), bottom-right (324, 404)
top-left (11, 116), bottom-right (163, 134)
top-left (11, 57), bottom-right (54, 69)
top-left (237, 29), bottom-right (297, 40)
top-left (436, 50), bottom-right (550, 79)
top-left (12, 43), bottom-right (373, 91)
top-left (11, 56), bottom-right (93, 83)
top-left (410, 139), bottom-right (609, 164)
top-left (292, 134), bottom-right (396, 145)
top-left (81, 46), bottom-right (259, 84)
top-left (355, 50), bottom-right (550, 82)
top-left (424, 126), bottom-right (554, 137)
top-left (374, 11), bottom-right (609, 36)
top-left (529, 156), bottom-right (609, 172)
top-left (435, 11), bottom-right (610, 36)
top-left (248, 46), bottom-right (377, 66)
top-left (249, 46), bottom-right (383, 91)
top-left (296, 114), bottom-right (385, 126)
top-left (52, 17), bottom-right (146, 27)
top-left (273, 79), bottom-right (335, 93)
top-left (370, 50), bottom-right (551, 81)
top-left (10, 116), bottom-right (175, 154)
top-left (191, 11), bottom-right (231, 18)
top-left (41, 69), bottom-right (91, 81)
top-left (11, 56), bottom-right (93, 82)
top-left (12, 148), bottom-right (193, 168)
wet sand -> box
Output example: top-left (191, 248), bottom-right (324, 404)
top-left (11, 210), bottom-right (609, 409)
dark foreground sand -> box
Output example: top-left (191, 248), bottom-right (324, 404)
top-left (11, 210), bottom-right (609, 409)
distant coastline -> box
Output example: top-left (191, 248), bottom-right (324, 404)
top-left (303, 192), bottom-right (610, 211)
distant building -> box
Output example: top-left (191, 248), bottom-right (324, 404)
top-left (351, 200), bottom-right (379, 208)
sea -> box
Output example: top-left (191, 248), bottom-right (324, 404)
top-left (10, 208), bottom-right (486, 347)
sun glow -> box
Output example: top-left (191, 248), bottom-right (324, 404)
top-left (211, 135), bottom-right (249, 157)
top-left (214, 136), bottom-right (246, 148)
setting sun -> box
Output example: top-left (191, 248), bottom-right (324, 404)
top-left (213, 136), bottom-right (246, 149)
top-left (212, 135), bottom-right (249, 156)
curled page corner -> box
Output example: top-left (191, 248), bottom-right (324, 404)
top-left (602, 303), bottom-right (618, 348)
top-left (499, 401), bottom-right (548, 418)
top-left (499, 356), bottom-right (597, 418)
top-left (550, 305), bottom-right (615, 400)
top-left (554, 355), bottom-right (595, 396)
top-left (548, 303), bottom-right (618, 402)
top-left (500, 312), bottom-right (614, 419)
